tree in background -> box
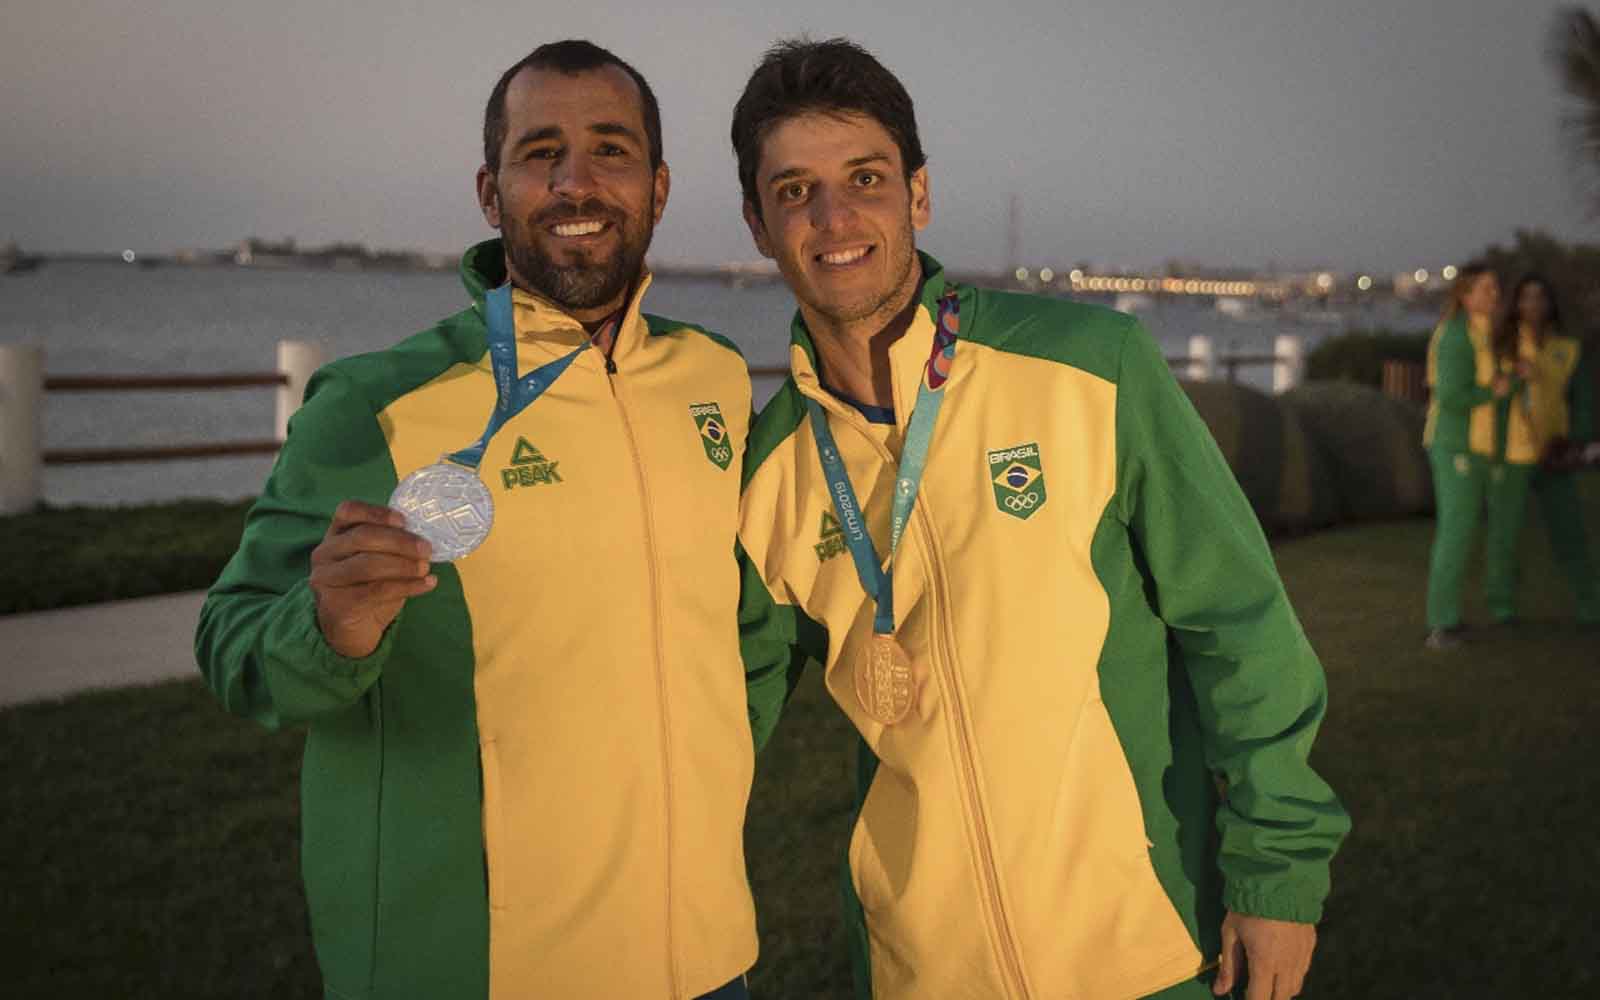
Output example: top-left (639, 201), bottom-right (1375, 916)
top-left (1479, 229), bottom-right (1600, 326)
top-left (1549, 7), bottom-right (1600, 217)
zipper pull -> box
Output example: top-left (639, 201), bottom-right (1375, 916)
top-left (605, 356), bottom-right (618, 375)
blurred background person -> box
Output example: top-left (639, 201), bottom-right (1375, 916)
top-left (1485, 273), bottom-right (1599, 626)
top-left (1423, 264), bottom-right (1511, 649)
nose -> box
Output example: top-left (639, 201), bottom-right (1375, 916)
top-left (809, 184), bottom-right (856, 233)
top-left (549, 153), bottom-right (597, 201)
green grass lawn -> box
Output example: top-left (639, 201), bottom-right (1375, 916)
top-left (4, 479), bottom-right (1599, 998)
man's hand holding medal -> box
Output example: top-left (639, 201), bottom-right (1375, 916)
top-left (309, 500), bottom-right (437, 658)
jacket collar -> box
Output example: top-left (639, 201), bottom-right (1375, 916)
top-left (459, 237), bottom-right (655, 372)
top-left (788, 251), bottom-right (964, 431)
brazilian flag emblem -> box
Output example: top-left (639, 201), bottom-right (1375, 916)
top-left (987, 442), bottom-right (1047, 520)
top-left (691, 401), bottom-right (733, 470)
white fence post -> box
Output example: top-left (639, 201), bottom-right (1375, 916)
top-left (0, 345), bottom-right (43, 515)
top-left (1274, 334), bottom-right (1304, 393)
top-left (275, 340), bottom-right (324, 442)
top-left (1186, 335), bottom-right (1215, 382)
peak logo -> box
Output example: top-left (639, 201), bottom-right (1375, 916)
top-left (813, 510), bottom-right (847, 562)
top-left (500, 437), bottom-right (564, 490)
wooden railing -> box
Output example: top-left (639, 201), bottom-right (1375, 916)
top-left (0, 341), bottom-right (323, 513)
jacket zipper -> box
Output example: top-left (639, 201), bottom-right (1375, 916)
top-left (802, 383), bottom-right (1031, 999)
top-left (606, 353), bottom-right (680, 997)
top-left (913, 505), bottom-right (1031, 1000)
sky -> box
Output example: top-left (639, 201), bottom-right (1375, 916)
top-left (2, 0), bottom-right (1592, 273)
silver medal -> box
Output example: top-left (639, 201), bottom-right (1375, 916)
top-left (388, 461), bottom-right (494, 561)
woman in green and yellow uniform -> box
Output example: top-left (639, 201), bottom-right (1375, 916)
top-left (1423, 264), bottom-right (1511, 649)
top-left (1484, 273), bottom-right (1599, 626)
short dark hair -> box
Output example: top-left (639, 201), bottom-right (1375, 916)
top-left (730, 38), bottom-right (926, 216)
top-left (483, 40), bottom-right (662, 172)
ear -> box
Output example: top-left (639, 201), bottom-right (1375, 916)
top-left (908, 165), bottom-right (931, 232)
top-left (742, 199), bottom-right (774, 259)
top-left (651, 161), bottom-right (671, 226)
top-left (476, 165), bottom-right (501, 228)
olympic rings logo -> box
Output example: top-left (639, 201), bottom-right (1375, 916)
top-left (1003, 491), bottom-right (1041, 511)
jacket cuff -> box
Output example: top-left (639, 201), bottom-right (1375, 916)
top-left (269, 579), bottom-right (399, 680)
top-left (1222, 881), bottom-right (1326, 924)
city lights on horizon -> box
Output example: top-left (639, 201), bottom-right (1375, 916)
top-left (1005, 261), bottom-right (1462, 300)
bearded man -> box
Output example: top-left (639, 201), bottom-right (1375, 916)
top-left (198, 40), bottom-right (759, 1000)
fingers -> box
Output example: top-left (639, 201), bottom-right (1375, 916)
top-left (315, 506), bottom-right (433, 569)
top-left (1285, 969), bottom-right (1307, 999)
top-left (320, 575), bottom-right (438, 614)
top-left (330, 499), bottom-right (407, 531)
top-left (1214, 923), bottom-right (1240, 995)
top-left (1245, 971), bottom-right (1274, 1000)
top-left (312, 551), bottom-right (432, 590)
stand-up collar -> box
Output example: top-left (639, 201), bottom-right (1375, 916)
top-left (788, 251), bottom-right (965, 431)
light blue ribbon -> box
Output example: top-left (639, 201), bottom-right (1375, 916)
top-left (447, 284), bottom-right (592, 469)
top-left (806, 291), bottom-right (959, 635)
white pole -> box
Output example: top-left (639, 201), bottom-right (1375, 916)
top-left (1187, 335), bottom-right (1215, 382)
top-left (0, 345), bottom-right (43, 515)
top-left (275, 340), bottom-right (324, 442)
top-left (1274, 334), bottom-right (1304, 393)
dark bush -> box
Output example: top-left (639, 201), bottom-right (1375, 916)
top-left (0, 500), bottom-right (251, 614)
top-left (1283, 382), bottom-right (1433, 520)
top-left (1305, 329), bottom-right (1431, 387)
top-left (1178, 380), bottom-right (1337, 534)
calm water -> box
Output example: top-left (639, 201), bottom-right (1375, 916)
top-left (1, 260), bottom-right (1433, 505)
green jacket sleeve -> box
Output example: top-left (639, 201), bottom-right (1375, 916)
top-left (1568, 347), bottom-right (1595, 443)
top-left (1115, 323), bottom-right (1350, 924)
top-left (1433, 316), bottom-right (1494, 412)
top-left (735, 538), bottom-right (826, 753)
top-left (194, 368), bottom-right (402, 730)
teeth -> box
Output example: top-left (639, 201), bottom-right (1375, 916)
top-left (821, 246), bottom-right (869, 265)
top-left (552, 221), bottom-right (605, 237)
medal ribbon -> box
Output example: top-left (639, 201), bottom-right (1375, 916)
top-left (446, 283), bottom-right (609, 469)
top-left (806, 290), bottom-right (959, 635)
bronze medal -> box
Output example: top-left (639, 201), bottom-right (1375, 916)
top-left (856, 633), bottom-right (916, 725)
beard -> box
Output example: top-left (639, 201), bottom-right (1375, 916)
top-left (502, 195), bottom-right (655, 311)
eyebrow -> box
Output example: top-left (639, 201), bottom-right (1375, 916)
top-left (508, 121), bottom-right (643, 151)
top-left (589, 121), bottom-right (642, 144)
top-left (765, 153), bottom-right (893, 187)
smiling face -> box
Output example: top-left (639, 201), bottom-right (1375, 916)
top-left (743, 112), bottom-right (929, 336)
top-left (476, 65), bottom-right (669, 322)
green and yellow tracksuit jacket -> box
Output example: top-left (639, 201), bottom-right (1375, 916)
top-left (1424, 312), bottom-right (1498, 456)
top-left (737, 254), bottom-right (1349, 1000)
top-left (196, 239), bottom-right (758, 999)
top-left (1496, 327), bottom-right (1593, 464)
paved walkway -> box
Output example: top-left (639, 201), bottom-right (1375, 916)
top-left (0, 590), bottom-right (207, 707)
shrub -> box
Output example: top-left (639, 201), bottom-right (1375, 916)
top-left (1305, 329), bottom-right (1431, 387)
top-left (1282, 383), bottom-right (1433, 520)
top-left (0, 500), bottom-right (251, 614)
top-left (1178, 380), bottom-right (1337, 533)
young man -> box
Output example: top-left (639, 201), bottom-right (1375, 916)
top-left (732, 39), bottom-right (1349, 1000)
top-left (197, 41), bottom-right (756, 1000)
